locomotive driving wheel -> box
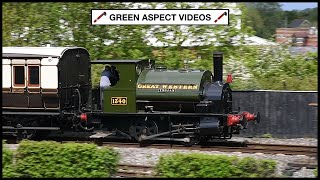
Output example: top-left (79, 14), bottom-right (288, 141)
top-left (129, 119), bottom-right (158, 142)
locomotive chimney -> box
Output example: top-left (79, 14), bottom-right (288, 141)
top-left (213, 52), bottom-right (223, 82)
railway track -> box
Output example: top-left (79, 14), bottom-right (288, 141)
top-left (97, 141), bottom-right (317, 157)
top-left (245, 143), bottom-right (318, 157)
top-left (5, 137), bottom-right (317, 157)
top-left (115, 164), bottom-right (156, 178)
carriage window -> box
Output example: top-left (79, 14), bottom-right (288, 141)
top-left (13, 66), bottom-right (25, 87)
top-left (28, 66), bottom-right (40, 86)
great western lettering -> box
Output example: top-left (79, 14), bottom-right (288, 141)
top-left (137, 84), bottom-right (198, 90)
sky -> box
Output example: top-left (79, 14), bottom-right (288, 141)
top-left (279, 2), bottom-right (318, 11)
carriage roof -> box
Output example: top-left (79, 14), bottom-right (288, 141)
top-left (2, 47), bottom-right (88, 58)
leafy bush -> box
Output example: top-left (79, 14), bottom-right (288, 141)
top-left (155, 153), bottom-right (277, 178)
top-left (2, 141), bottom-right (13, 168)
top-left (15, 140), bottom-right (119, 178)
top-left (236, 157), bottom-right (277, 178)
top-left (224, 45), bottom-right (318, 91)
top-left (314, 168), bottom-right (318, 177)
top-left (2, 141), bottom-right (19, 178)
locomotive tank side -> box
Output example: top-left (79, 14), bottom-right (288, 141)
top-left (136, 69), bottom-right (212, 112)
top-left (136, 69), bottom-right (212, 101)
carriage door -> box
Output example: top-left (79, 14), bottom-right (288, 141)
top-left (11, 59), bottom-right (41, 108)
top-left (11, 60), bottom-right (28, 107)
top-left (26, 59), bottom-right (42, 108)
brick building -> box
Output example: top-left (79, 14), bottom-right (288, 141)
top-left (276, 19), bottom-right (318, 47)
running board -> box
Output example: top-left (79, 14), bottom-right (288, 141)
top-left (2, 111), bottom-right (60, 116)
top-left (2, 126), bottom-right (60, 130)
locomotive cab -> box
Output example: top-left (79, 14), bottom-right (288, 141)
top-left (91, 60), bottom-right (155, 112)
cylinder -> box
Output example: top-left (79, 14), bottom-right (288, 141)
top-left (213, 52), bottom-right (223, 82)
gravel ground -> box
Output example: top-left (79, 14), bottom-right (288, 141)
top-left (4, 137), bottom-right (318, 178)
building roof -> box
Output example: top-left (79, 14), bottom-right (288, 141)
top-left (243, 36), bottom-right (279, 46)
top-left (288, 19), bottom-right (311, 28)
top-left (2, 47), bottom-right (88, 58)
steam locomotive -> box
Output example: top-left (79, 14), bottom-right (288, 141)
top-left (2, 47), bottom-right (260, 145)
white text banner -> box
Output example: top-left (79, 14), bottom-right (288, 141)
top-left (91, 9), bottom-right (229, 25)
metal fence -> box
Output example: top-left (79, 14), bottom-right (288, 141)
top-left (232, 90), bottom-right (318, 138)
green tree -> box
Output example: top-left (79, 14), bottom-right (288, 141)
top-left (2, 2), bottom-right (251, 67)
top-left (282, 8), bottom-right (318, 28)
top-left (241, 3), bottom-right (264, 36)
top-left (2, 2), bottom-right (153, 60)
top-left (3, 2), bottom-right (317, 90)
top-left (2, 2), bottom-right (154, 87)
top-left (282, 10), bottom-right (300, 27)
top-left (144, 2), bottom-right (252, 69)
top-left (244, 3), bottom-right (284, 39)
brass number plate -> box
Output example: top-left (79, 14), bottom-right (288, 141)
top-left (111, 97), bottom-right (127, 105)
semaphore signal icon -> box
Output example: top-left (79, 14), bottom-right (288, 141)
top-left (94, 11), bottom-right (107, 23)
top-left (214, 11), bottom-right (227, 23)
